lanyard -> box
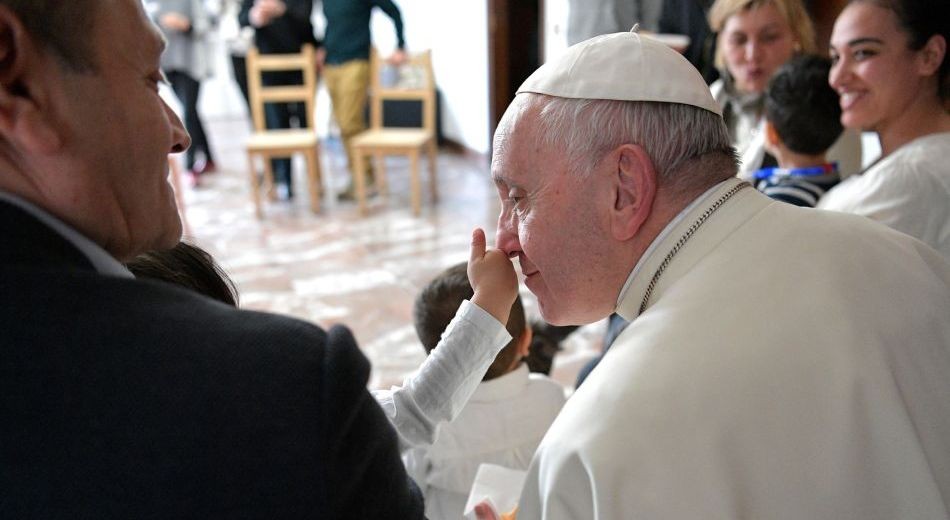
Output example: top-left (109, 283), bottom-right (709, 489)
top-left (754, 162), bottom-right (838, 180)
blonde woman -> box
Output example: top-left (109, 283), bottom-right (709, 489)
top-left (817, 0), bottom-right (950, 259)
top-left (708, 0), bottom-right (862, 178)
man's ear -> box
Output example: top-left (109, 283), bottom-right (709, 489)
top-left (0, 5), bottom-right (63, 154)
top-left (764, 120), bottom-right (781, 147)
top-left (763, 120), bottom-right (782, 155)
top-left (609, 144), bottom-right (656, 241)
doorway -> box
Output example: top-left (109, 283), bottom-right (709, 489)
top-left (487, 0), bottom-right (543, 147)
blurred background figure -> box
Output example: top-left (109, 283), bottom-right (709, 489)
top-left (240, 0), bottom-right (320, 200)
top-left (315, 0), bottom-right (408, 200)
top-left (154, 0), bottom-right (218, 185)
top-left (708, 0), bottom-right (862, 179)
top-left (567, 0), bottom-right (663, 45)
top-left (658, 0), bottom-right (719, 84)
top-left (818, 0), bottom-right (950, 259)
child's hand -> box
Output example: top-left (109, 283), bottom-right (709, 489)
top-left (468, 228), bottom-right (518, 325)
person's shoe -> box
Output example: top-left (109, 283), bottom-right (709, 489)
top-left (338, 184), bottom-right (356, 201)
top-left (184, 170), bottom-right (201, 188)
top-left (191, 157), bottom-right (217, 175)
top-left (276, 183), bottom-right (293, 201)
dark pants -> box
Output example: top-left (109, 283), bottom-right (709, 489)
top-left (261, 70), bottom-right (305, 194)
top-left (167, 70), bottom-right (213, 170)
top-left (229, 53), bottom-right (250, 109)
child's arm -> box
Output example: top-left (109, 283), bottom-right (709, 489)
top-left (372, 228), bottom-right (519, 449)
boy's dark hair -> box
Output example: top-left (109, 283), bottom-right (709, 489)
top-left (127, 242), bottom-right (239, 307)
top-left (413, 262), bottom-right (526, 381)
top-left (764, 54), bottom-right (843, 155)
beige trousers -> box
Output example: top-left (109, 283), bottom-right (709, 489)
top-left (323, 59), bottom-right (370, 179)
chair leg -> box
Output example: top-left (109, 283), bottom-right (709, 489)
top-left (305, 147), bottom-right (321, 213)
top-left (262, 156), bottom-right (277, 202)
top-left (354, 149), bottom-right (368, 215)
top-left (409, 149), bottom-right (421, 216)
top-left (374, 152), bottom-right (388, 196)
top-left (248, 152), bottom-right (263, 219)
top-left (427, 139), bottom-right (438, 203)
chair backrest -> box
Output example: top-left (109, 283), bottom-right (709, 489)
top-left (245, 44), bottom-right (317, 132)
top-left (368, 49), bottom-right (436, 133)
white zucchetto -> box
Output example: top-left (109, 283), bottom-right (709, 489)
top-left (517, 29), bottom-right (722, 116)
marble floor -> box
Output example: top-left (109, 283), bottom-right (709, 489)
top-left (175, 115), bottom-right (603, 391)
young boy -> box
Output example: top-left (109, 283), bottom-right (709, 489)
top-left (755, 54), bottom-right (844, 207)
top-left (404, 262), bottom-right (567, 520)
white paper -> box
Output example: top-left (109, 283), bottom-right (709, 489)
top-left (463, 463), bottom-right (527, 519)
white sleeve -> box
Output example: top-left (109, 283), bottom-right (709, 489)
top-left (372, 299), bottom-right (512, 449)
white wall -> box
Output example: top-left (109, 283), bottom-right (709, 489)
top-left (368, 0), bottom-right (491, 154)
top-left (544, 0), bottom-right (570, 63)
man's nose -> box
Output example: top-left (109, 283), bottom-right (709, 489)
top-left (495, 213), bottom-right (521, 258)
top-left (166, 101), bottom-right (191, 154)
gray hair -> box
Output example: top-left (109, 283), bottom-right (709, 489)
top-left (522, 94), bottom-right (739, 196)
top-left (0, 0), bottom-right (99, 72)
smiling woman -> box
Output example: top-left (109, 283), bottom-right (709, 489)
top-left (817, 0), bottom-right (950, 259)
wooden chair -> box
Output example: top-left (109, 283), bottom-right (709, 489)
top-left (350, 49), bottom-right (437, 216)
top-left (245, 44), bottom-right (322, 217)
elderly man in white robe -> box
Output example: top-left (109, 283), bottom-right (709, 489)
top-left (483, 30), bottom-right (950, 520)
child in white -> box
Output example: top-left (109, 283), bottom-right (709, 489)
top-left (402, 261), bottom-right (566, 520)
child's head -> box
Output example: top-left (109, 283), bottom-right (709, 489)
top-left (764, 54), bottom-right (843, 158)
top-left (127, 242), bottom-right (239, 307)
top-left (414, 262), bottom-right (529, 381)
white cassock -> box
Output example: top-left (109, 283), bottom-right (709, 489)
top-left (518, 178), bottom-right (950, 519)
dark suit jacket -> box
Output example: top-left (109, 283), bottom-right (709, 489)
top-left (0, 200), bottom-right (424, 519)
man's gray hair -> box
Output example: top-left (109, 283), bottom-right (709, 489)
top-left (0, 0), bottom-right (99, 72)
top-left (525, 94), bottom-right (739, 196)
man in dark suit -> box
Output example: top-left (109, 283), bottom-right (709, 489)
top-left (0, 1), bottom-right (422, 517)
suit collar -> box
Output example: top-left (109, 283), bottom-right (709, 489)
top-left (0, 193), bottom-right (132, 278)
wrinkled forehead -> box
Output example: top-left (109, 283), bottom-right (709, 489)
top-left (493, 95), bottom-right (543, 157)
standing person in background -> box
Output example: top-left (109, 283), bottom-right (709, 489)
top-left (658, 0), bottom-right (719, 84)
top-left (818, 0), bottom-right (950, 259)
top-left (567, 0), bottom-right (663, 45)
top-left (220, 0), bottom-right (254, 108)
top-left (239, 0), bottom-right (319, 200)
top-left (708, 0), bottom-right (862, 179)
top-left (155, 0), bottom-right (217, 185)
top-left (316, 0), bottom-right (407, 200)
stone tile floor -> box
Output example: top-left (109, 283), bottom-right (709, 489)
top-left (176, 116), bottom-right (602, 390)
